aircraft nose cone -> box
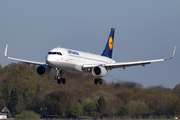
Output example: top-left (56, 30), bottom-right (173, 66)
top-left (46, 55), bottom-right (53, 65)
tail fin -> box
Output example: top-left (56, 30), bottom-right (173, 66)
top-left (101, 28), bottom-right (115, 58)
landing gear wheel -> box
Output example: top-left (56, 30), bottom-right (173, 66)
top-left (58, 78), bottom-right (62, 84)
top-left (99, 79), bottom-right (103, 85)
top-left (62, 78), bottom-right (66, 84)
top-left (55, 68), bottom-right (66, 84)
top-left (94, 78), bottom-right (103, 85)
top-left (94, 78), bottom-right (99, 85)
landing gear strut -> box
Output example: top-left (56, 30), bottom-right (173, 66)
top-left (55, 68), bottom-right (66, 84)
top-left (94, 78), bottom-right (103, 85)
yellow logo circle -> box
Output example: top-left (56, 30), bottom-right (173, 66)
top-left (108, 37), bottom-right (113, 50)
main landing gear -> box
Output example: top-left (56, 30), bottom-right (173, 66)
top-left (94, 78), bottom-right (103, 85)
top-left (55, 68), bottom-right (66, 84)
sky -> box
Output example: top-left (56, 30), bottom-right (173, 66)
top-left (0, 0), bottom-right (179, 89)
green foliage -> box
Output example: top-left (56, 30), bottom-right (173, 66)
top-left (126, 99), bottom-right (149, 116)
top-left (69, 101), bottom-right (83, 116)
top-left (83, 98), bottom-right (97, 116)
top-left (106, 95), bottom-right (120, 116)
top-left (161, 92), bottom-right (180, 115)
top-left (116, 88), bottom-right (134, 104)
top-left (91, 90), bottom-right (113, 100)
top-left (0, 63), bottom-right (179, 118)
top-left (146, 94), bottom-right (167, 115)
top-left (43, 89), bottom-right (75, 116)
top-left (15, 110), bottom-right (40, 119)
top-left (96, 96), bottom-right (107, 116)
top-left (0, 63), bottom-right (54, 114)
top-left (8, 89), bottom-right (18, 113)
top-left (0, 90), bottom-right (5, 106)
top-left (118, 106), bottom-right (128, 116)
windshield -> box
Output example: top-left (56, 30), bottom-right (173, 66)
top-left (48, 52), bottom-right (62, 55)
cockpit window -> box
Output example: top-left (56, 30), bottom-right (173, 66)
top-left (48, 52), bottom-right (62, 55)
top-left (57, 52), bottom-right (62, 55)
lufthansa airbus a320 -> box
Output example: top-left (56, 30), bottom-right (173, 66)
top-left (4, 28), bottom-right (176, 85)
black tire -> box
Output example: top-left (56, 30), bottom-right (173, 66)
top-left (58, 78), bottom-right (62, 84)
top-left (62, 78), bottom-right (66, 84)
top-left (94, 78), bottom-right (98, 85)
top-left (99, 79), bottom-right (103, 85)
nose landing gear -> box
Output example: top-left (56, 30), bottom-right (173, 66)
top-left (55, 68), bottom-right (66, 84)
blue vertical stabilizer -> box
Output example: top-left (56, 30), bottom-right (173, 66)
top-left (101, 28), bottom-right (115, 58)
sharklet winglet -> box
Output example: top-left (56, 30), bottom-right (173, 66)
top-left (4, 44), bottom-right (8, 57)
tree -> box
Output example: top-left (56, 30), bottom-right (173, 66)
top-left (106, 95), bottom-right (120, 116)
top-left (164, 92), bottom-right (180, 115)
top-left (0, 91), bottom-right (5, 106)
top-left (96, 96), bottom-right (107, 116)
top-left (69, 101), bottom-right (83, 116)
top-left (15, 110), bottom-right (40, 119)
top-left (126, 99), bottom-right (149, 116)
top-left (116, 88), bottom-right (134, 104)
top-left (43, 89), bottom-right (75, 116)
top-left (118, 107), bottom-right (128, 116)
top-left (173, 84), bottom-right (180, 97)
top-left (8, 89), bottom-right (18, 114)
top-left (83, 98), bottom-right (97, 117)
top-left (147, 94), bottom-right (167, 115)
top-left (1, 62), bottom-right (180, 117)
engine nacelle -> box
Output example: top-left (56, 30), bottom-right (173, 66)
top-left (92, 66), bottom-right (107, 77)
top-left (36, 64), bottom-right (51, 76)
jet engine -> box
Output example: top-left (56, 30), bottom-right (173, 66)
top-left (37, 64), bottom-right (51, 76)
top-left (92, 66), bottom-right (107, 77)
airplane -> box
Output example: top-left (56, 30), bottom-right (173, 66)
top-left (4, 28), bottom-right (176, 85)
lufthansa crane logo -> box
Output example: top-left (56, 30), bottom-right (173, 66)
top-left (108, 37), bottom-right (113, 50)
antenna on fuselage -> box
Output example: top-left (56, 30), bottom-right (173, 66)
top-left (58, 45), bottom-right (60, 48)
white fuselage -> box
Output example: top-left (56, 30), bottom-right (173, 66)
top-left (46, 47), bottom-right (116, 72)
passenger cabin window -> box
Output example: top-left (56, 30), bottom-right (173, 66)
top-left (48, 52), bottom-right (62, 55)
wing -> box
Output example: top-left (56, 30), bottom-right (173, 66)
top-left (83, 46), bottom-right (176, 70)
top-left (4, 44), bottom-right (45, 65)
